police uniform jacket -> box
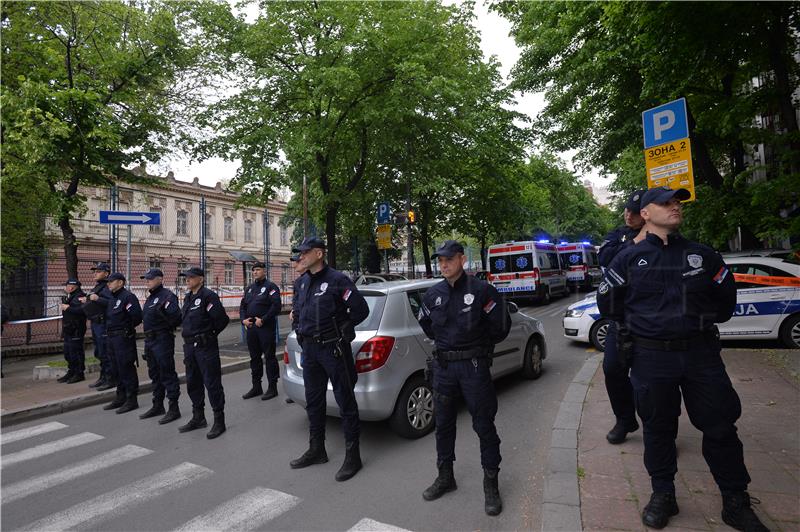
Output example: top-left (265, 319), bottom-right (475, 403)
top-left (291, 273), bottom-right (308, 333)
top-left (598, 226), bottom-right (640, 269)
top-left (597, 232), bottom-right (736, 341)
top-left (295, 265), bottom-right (368, 340)
top-left (181, 286), bottom-right (231, 339)
top-left (142, 285), bottom-right (181, 332)
top-left (239, 278), bottom-right (282, 330)
top-left (105, 287), bottom-right (143, 333)
top-left (83, 280), bottom-right (113, 323)
top-left (418, 272), bottom-right (511, 352)
top-left (62, 289), bottom-right (87, 336)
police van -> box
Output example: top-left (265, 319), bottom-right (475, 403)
top-left (487, 240), bottom-right (568, 304)
top-left (557, 242), bottom-right (602, 292)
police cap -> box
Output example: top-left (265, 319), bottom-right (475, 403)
top-left (289, 255), bottom-right (300, 262)
top-left (431, 240), bottom-right (465, 259)
top-left (251, 261), bottom-right (266, 270)
top-left (107, 272), bottom-right (126, 282)
top-left (140, 268), bottom-right (164, 280)
top-left (640, 186), bottom-right (691, 209)
top-left (292, 237), bottom-right (326, 253)
top-left (178, 266), bottom-right (205, 278)
top-left (91, 262), bottom-right (111, 272)
top-left (65, 278), bottom-right (81, 286)
top-left (624, 189), bottom-right (647, 214)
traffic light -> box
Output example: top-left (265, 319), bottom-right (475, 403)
top-left (407, 210), bottom-right (416, 224)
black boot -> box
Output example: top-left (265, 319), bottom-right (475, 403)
top-left (242, 382), bottom-right (263, 400)
top-left (159, 400), bottom-right (181, 425)
top-left (483, 468), bottom-right (503, 516)
top-left (721, 491), bottom-right (769, 531)
top-left (103, 391), bottom-right (126, 410)
top-left (642, 492), bottom-right (679, 529)
top-left (290, 437), bottom-right (328, 469)
top-left (66, 372), bottom-right (85, 383)
top-left (57, 371), bottom-right (74, 383)
top-left (178, 408), bottom-right (207, 433)
top-left (606, 418), bottom-right (639, 444)
top-left (206, 411), bottom-right (226, 439)
top-left (261, 381), bottom-right (278, 401)
top-left (89, 374), bottom-right (105, 388)
top-left (422, 462), bottom-right (457, 501)
top-left (335, 440), bottom-right (363, 482)
top-left (97, 379), bottom-right (117, 392)
top-left (115, 396), bottom-right (139, 414)
top-left (139, 401), bottom-right (165, 419)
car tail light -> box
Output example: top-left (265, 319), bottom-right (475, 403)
top-left (533, 267), bottom-right (540, 280)
top-left (487, 273), bottom-right (494, 282)
top-left (283, 346), bottom-right (289, 365)
top-left (355, 336), bottom-right (395, 373)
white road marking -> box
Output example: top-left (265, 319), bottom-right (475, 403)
top-left (1, 432), bottom-right (104, 469)
top-left (16, 462), bottom-right (213, 532)
top-left (173, 487), bottom-right (301, 532)
top-left (1, 422), bottom-right (68, 445)
top-left (2, 445), bottom-right (153, 504)
top-left (348, 518), bottom-right (413, 532)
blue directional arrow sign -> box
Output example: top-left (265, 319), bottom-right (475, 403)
top-left (99, 210), bottom-right (161, 225)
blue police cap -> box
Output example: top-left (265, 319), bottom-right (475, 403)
top-left (292, 237), bottom-right (326, 253)
top-left (178, 266), bottom-right (205, 278)
top-left (140, 268), bottom-right (164, 280)
top-left (640, 186), bottom-right (691, 209)
top-left (108, 272), bottom-right (126, 282)
top-left (289, 255), bottom-right (300, 262)
top-left (65, 278), bottom-right (81, 286)
top-left (251, 261), bottom-right (266, 270)
top-left (624, 189), bottom-right (647, 214)
top-left (91, 262), bottom-right (111, 272)
top-left (431, 240), bottom-right (465, 259)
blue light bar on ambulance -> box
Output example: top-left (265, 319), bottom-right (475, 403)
top-left (537, 239), bottom-right (550, 244)
top-left (582, 241), bottom-right (592, 245)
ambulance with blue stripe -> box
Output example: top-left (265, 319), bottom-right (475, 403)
top-left (556, 242), bottom-right (602, 291)
top-left (487, 240), bottom-right (569, 304)
top-left (563, 256), bottom-right (800, 349)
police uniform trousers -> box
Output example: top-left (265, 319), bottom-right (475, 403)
top-left (91, 321), bottom-right (113, 380)
top-left (246, 325), bottom-right (279, 385)
top-left (301, 340), bottom-right (360, 442)
top-left (603, 323), bottom-right (637, 424)
top-left (183, 337), bottom-right (225, 412)
top-left (63, 331), bottom-right (86, 374)
top-left (630, 341), bottom-right (750, 494)
top-left (144, 332), bottom-right (180, 403)
top-left (107, 333), bottom-right (139, 399)
top-left (433, 357), bottom-right (501, 470)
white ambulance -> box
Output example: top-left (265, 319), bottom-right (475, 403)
top-left (487, 240), bottom-right (569, 304)
top-left (557, 242), bottom-right (602, 292)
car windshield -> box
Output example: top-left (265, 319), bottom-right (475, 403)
top-left (354, 292), bottom-right (387, 331)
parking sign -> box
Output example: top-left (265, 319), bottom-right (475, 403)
top-left (377, 202), bottom-right (391, 224)
top-left (642, 98), bottom-right (689, 149)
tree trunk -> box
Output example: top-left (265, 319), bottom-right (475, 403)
top-left (685, 101), bottom-right (724, 188)
top-left (420, 200), bottom-right (432, 277)
top-left (325, 202), bottom-right (338, 269)
top-left (480, 235), bottom-right (487, 270)
top-left (59, 215), bottom-right (79, 279)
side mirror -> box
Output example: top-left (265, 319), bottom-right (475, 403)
top-left (507, 301), bottom-right (519, 314)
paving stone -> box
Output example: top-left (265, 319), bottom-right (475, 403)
top-left (551, 428), bottom-right (577, 449)
top-left (540, 502), bottom-right (581, 532)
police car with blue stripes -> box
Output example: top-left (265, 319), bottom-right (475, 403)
top-left (563, 255), bottom-right (800, 349)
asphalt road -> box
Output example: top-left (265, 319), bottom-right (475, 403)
top-left (1, 290), bottom-right (597, 532)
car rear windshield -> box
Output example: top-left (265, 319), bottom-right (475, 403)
top-left (354, 292), bottom-right (387, 331)
top-left (559, 250), bottom-right (599, 268)
top-left (489, 253), bottom-right (534, 273)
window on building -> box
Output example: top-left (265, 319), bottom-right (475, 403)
top-left (204, 260), bottom-right (214, 280)
top-left (280, 225), bottom-right (288, 246)
top-left (177, 261), bottom-right (187, 286)
top-left (149, 258), bottom-right (161, 269)
top-left (176, 210), bottom-right (188, 236)
top-left (245, 268), bottom-right (253, 286)
top-left (149, 209), bottom-right (162, 234)
top-left (224, 217), bottom-right (233, 241)
top-left (281, 264), bottom-right (288, 287)
top-left (244, 219), bottom-right (253, 242)
top-left (224, 262), bottom-right (234, 285)
top-left (204, 214), bottom-right (213, 240)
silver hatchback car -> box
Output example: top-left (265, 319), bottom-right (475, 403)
top-left (281, 279), bottom-right (547, 439)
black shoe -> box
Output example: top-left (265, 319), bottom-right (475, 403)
top-left (335, 440), bottom-right (362, 482)
top-left (57, 371), bottom-right (74, 383)
top-left (139, 402), bottom-right (166, 419)
top-left (242, 385), bottom-right (263, 400)
top-left (67, 372), bottom-right (85, 384)
top-left (285, 398), bottom-right (295, 404)
top-left (606, 419), bottom-right (640, 444)
top-left (96, 380), bottom-right (117, 392)
top-left (642, 492), bottom-right (679, 529)
top-left (423, 462), bottom-right (457, 501)
top-left (159, 400), bottom-right (181, 425)
top-left (722, 491), bottom-right (769, 531)
top-left (483, 468), bottom-right (503, 516)
top-left (261, 382), bottom-right (278, 401)
top-left (290, 437), bottom-right (328, 469)
top-left (88, 376), bottom-right (105, 388)
top-left (115, 399), bottom-right (139, 414)
top-left (103, 393), bottom-right (126, 411)
top-left (178, 409), bottom-right (207, 433)
top-left (206, 411), bottom-right (226, 439)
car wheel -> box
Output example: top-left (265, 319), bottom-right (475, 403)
top-left (390, 375), bottom-right (435, 439)
top-left (539, 287), bottom-right (551, 305)
top-left (779, 313), bottom-right (800, 349)
top-left (590, 319), bottom-right (611, 351)
top-left (521, 337), bottom-right (543, 380)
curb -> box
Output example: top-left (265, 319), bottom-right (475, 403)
top-left (540, 353), bottom-right (602, 532)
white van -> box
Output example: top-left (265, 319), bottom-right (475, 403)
top-left (557, 242), bottom-right (602, 291)
top-left (487, 240), bottom-right (569, 304)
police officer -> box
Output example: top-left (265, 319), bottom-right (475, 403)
top-left (289, 237), bottom-right (369, 482)
top-left (240, 262), bottom-right (282, 401)
top-left (417, 240), bottom-right (511, 516)
top-left (138, 268), bottom-right (182, 424)
top-left (285, 254), bottom-right (307, 405)
top-left (101, 273), bottom-right (143, 414)
top-left (597, 186), bottom-right (767, 531)
top-left (597, 189), bottom-right (647, 445)
top-left (59, 279), bottom-right (87, 384)
top-left (178, 267), bottom-right (231, 439)
top-left (80, 262), bottom-right (115, 391)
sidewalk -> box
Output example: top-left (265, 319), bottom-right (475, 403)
top-left (578, 348), bottom-right (800, 531)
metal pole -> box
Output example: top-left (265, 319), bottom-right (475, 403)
top-left (264, 209), bottom-right (270, 275)
top-left (126, 225), bottom-right (131, 281)
top-left (199, 196), bottom-right (206, 270)
top-left (406, 179), bottom-right (414, 279)
top-left (303, 175), bottom-right (308, 239)
top-left (110, 185), bottom-right (118, 271)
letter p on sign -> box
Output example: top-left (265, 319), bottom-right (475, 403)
top-left (652, 110), bottom-right (675, 142)
top-left (642, 98), bottom-right (689, 149)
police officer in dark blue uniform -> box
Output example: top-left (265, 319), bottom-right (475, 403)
top-left (80, 262), bottom-right (115, 391)
top-left (177, 267), bottom-right (231, 439)
top-left (59, 279), bottom-right (87, 384)
top-left (289, 237), bottom-right (369, 482)
top-left (100, 273), bottom-right (143, 414)
top-left (138, 268), bottom-right (182, 424)
top-left (598, 186), bottom-right (767, 531)
top-left (240, 261), bottom-right (283, 401)
top-left (597, 189), bottom-right (647, 445)
top-left (417, 240), bottom-right (511, 516)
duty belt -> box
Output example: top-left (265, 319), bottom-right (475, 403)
top-left (144, 328), bottom-right (171, 340)
top-left (106, 328), bottom-right (133, 338)
top-left (309, 332), bottom-right (339, 345)
top-left (632, 327), bottom-right (719, 352)
top-left (437, 347), bottom-right (489, 361)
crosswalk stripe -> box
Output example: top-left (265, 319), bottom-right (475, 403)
top-left (348, 518), bottom-right (412, 532)
top-left (2, 445), bottom-right (153, 504)
top-left (173, 487), bottom-right (301, 532)
top-left (16, 462), bottom-right (213, 532)
top-left (1, 422), bottom-right (68, 445)
top-left (1, 432), bottom-right (104, 469)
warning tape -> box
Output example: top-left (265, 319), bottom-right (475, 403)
top-left (732, 273), bottom-right (800, 287)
